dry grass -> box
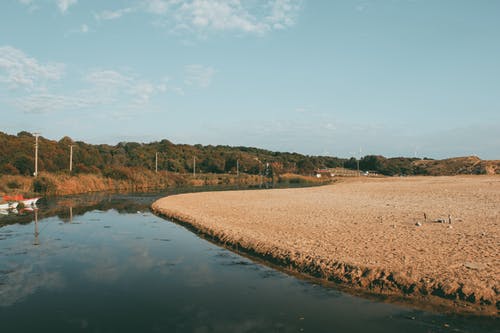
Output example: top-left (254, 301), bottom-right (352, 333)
top-left (0, 171), bottom-right (266, 196)
top-left (278, 173), bottom-right (332, 184)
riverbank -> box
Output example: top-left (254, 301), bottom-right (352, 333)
top-left (1, 171), bottom-right (328, 197)
top-left (152, 175), bottom-right (500, 316)
top-left (0, 172), bottom-right (258, 196)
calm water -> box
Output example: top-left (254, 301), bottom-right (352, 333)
top-left (0, 193), bottom-right (497, 333)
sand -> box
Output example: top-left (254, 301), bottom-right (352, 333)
top-left (152, 176), bottom-right (499, 315)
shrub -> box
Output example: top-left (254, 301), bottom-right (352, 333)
top-left (1, 163), bottom-right (20, 175)
top-left (103, 166), bottom-right (133, 180)
top-left (7, 180), bottom-right (21, 189)
top-left (33, 176), bottom-right (57, 194)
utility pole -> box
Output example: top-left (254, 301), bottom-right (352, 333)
top-left (155, 152), bottom-right (158, 173)
top-left (69, 145), bottom-right (73, 172)
top-left (33, 133), bottom-right (40, 177)
top-left (193, 156), bottom-right (196, 177)
top-left (236, 159), bottom-right (239, 176)
top-left (357, 147), bottom-right (362, 176)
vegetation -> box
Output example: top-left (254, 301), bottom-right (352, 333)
top-left (0, 131), bottom-right (346, 177)
top-left (0, 131), bottom-right (498, 196)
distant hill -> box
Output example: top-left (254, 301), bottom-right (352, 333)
top-left (412, 156), bottom-right (500, 175)
top-left (0, 131), bottom-right (498, 177)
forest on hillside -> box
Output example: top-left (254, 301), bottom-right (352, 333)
top-left (0, 131), bottom-right (345, 178)
top-left (1, 131), bottom-right (496, 178)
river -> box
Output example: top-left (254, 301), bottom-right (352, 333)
top-left (0, 192), bottom-right (497, 332)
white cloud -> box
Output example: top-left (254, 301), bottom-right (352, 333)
top-left (14, 92), bottom-right (106, 113)
top-left (143, 0), bottom-right (177, 14)
top-left (95, 7), bottom-right (135, 20)
top-left (98, 0), bottom-right (300, 36)
top-left (11, 67), bottom-right (183, 114)
top-left (18, 0), bottom-right (77, 13)
top-left (0, 47), bottom-right (200, 115)
top-left (184, 64), bottom-right (215, 87)
top-left (57, 0), bottom-right (77, 13)
top-left (175, 0), bottom-right (268, 34)
top-left (64, 23), bottom-right (90, 37)
top-left (266, 0), bottom-right (300, 30)
top-left (85, 69), bottom-right (132, 87)
top-left (85, 69), bottom-right (167, 104)
top-left (129, 81), bottom-right (156, 103)
top-left (0, 45), bottom-right (65, 90)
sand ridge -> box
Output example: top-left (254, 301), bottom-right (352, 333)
top-left (152, 176), bottom-right (500, 316)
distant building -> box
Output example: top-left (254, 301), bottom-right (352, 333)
top-left (314, 169), bottom-right (335, 178)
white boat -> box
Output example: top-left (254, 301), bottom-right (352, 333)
top-left (3, 195), bottom-right (41, 207)
top-left (0, 201), bottom-right (18, 209)
top-left (21, 197), bottom-right (41, 206)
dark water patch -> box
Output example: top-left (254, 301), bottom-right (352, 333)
top-left (153, 238), bottom-right (170, 242)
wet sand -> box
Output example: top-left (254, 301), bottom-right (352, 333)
top-left (152, 176), bottom-right (499, 316)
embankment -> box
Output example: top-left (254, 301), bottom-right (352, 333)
top-left (152, 176), bottom-right (500, 316)
top-left (0, 172), bottom-right (270, 196)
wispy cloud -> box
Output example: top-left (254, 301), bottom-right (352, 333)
top-left (143, 0), bottom-right (175, 15)
top-left (13, 92), bottom-right (107, 114)
top-left (0, 45), bottom-right (65, 90)
top-left (84, 69), bottom-right (132, 87)
top-left (95, 7), bottom-right (135, 21)
top-left (85, 69), bottom-right (175, 104)
top-left (98, 0), bottom-right (301, 36)
top-left (57, 0), bottom-right (77, 13)
top-left (64, 23), bottom-right (90, 37)
top-left (18, 0), bottom-right (301, 35)
top-left (184, 64), bottom-right (215, 87)
top-left (18, 0), bottom-right (77, 13)
top-left (1, 47), bottom-right (204, 115)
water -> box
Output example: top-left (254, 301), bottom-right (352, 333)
top-left (0, 193), bottom-right (497, 333)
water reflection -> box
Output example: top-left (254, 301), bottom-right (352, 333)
top-left (33, 209), bottom-right (39, 246)
top-left (0, 193), bottom-right (497, 333)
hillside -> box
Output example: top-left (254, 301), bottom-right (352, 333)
top-left (0, 131), bottom-right (498, 179)
top-left (412, 156), bottom-right (500, 175)
top-left (0, 131), bottom-right (344, 177)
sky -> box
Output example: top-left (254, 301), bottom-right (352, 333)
top-left (0, 0), bottom-right (499, 159)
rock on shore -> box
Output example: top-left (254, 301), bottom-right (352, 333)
top-left (152, 176), bottom-right (499, 316)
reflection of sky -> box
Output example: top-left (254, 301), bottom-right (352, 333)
top-left (0, 201), bottom-right (496, 332)
top-left (0, 210), bottom-right (185, 307)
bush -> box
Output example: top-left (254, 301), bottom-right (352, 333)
top-left (7, 180), bottom-right (21, 189)
top-left (103, 166), bottom-right (133, 180)
top-left (1, 163), bottom-right (20, 175)
top-left (33, 176), bottom-right (57, 194)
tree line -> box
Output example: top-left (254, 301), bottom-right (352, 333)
top-left (0, 131), bottom-right (346, 178)
top-left (6, 131), bottom-right (476, 178)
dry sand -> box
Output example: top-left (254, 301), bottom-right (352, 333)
top-left (152, 176), bottom-right (499, 316)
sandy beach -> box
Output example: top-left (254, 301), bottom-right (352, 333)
top-left (152, 176), bottom-right (499, 315)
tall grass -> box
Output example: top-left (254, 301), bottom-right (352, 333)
top-left (277, 173), bottom-right (332, 185)
top-left (0, 171), bottom-right (267, 196)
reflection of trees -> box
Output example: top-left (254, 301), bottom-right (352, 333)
top-left (0, 183), bottom-right (313, 228)
top-left (0, 194), bottom-right (151, 227)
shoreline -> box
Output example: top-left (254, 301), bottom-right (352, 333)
top-left (152, 176), bottom-right (500, 317)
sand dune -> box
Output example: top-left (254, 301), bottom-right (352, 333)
top-left (152, 176), bottom-right (499, 316)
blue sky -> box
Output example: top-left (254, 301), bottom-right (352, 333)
top-left (1, 0), bottom-right (499, 159)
